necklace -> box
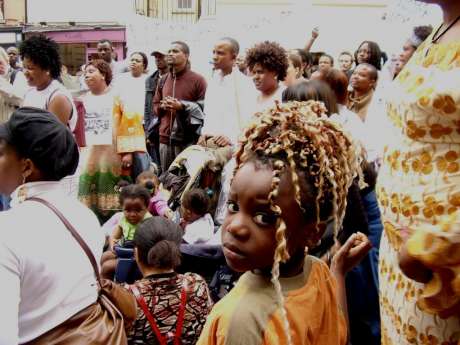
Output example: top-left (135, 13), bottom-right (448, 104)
top-left (432, 14), bottom-right (460, 44)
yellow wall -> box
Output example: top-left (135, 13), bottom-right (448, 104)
top-left (4, 0), bottom-right (26, 24)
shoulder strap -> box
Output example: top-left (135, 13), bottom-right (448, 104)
top-left (45, 87), bottom-right (60, 111)
top-left (9, 69), bottom-right (18, 85)
top-left (27, 197), bottom-right (102, 286)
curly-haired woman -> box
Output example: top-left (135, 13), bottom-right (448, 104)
top-left (20, 35), bottom-right (77, 131)
top-left (245, 41), bottom-right (288, 113)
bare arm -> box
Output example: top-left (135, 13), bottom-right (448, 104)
top-left (109, 225), bottom-right (123, 251)
top-left (330, 232), bottom-right (372, 328)
top-left (304, 27), bottom-right (319, 53)
top-left (47, 94), bottom-right (72, 126)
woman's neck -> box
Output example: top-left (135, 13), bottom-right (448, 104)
top-left (142, 267), bottom-right (174, 277)
top-left (36, 78), bottom-right (53, 91)
top-left (441, 2), bottom-right (460, 23)
top-left (90, 83), bottom-right (108, 96)
top-left (260, 84), bottom-right (279, 99)
top-left (131, 71), bottom-right (143, 78)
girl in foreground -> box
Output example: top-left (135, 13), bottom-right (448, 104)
top-left (197, 101), bottom-right (371, 344)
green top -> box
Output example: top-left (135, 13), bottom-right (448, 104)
top-left (120, 212), bottom-right (152, 242)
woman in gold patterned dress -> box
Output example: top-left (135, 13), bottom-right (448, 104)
top-left (377, 1), bottom-right (460, 344)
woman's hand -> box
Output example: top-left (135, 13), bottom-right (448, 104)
top-left (398, 243), bottom-right (432, 283)
top-left (121, 153), bottom-right (133, 169)
top-left (330, 232), bottom-right (372, 276)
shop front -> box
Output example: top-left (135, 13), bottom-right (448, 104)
top-left (24, 25), bottom-right (126, 74)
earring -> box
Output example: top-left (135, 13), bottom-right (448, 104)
top-left (17, 175), bottom-right (29, 202)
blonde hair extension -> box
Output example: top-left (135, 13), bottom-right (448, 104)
top-left (232, 100), bottom-right (363, 343)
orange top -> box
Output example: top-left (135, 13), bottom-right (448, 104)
top-left (197, 256), bottom-right (347, 345)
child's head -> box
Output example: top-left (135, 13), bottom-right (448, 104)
top-left (224, 101), bottom-right (362, 271)
top-left (134, 217), bottom-right (183, 270)
top-left (223, 101), bottom-right (362, 344)
top-left (120, 184), bottom-right (151, 225)
top-left (181, 188), bottom-right (210, 223)
top-left (136, 171), bottom-right (159, 195)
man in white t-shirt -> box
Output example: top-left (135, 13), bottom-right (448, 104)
top-left (200, 37), bottom-right (256, 148)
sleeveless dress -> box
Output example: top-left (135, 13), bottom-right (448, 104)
top-left (377, 32), bottom-right (460, 344)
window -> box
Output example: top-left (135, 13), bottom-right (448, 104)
top-left (174, 0), bottom-right (195, 13)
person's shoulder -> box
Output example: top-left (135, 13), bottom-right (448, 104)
top-left (189, 70), bottom-right (207, 82)
top-left (183, 272), bottom-right (209, 288)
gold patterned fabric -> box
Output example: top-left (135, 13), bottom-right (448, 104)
top-left (377, 33), bottom-right (460, 344)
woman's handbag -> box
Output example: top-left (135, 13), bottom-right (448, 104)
top-left (23, 197), bottom-right (137, 345)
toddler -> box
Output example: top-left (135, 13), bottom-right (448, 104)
top-left (180, 188), bottom-right (215, 244)
top-left (136, 171), bottom-right (173, 219)
top-left (100, 184), bottom-right (152, 279)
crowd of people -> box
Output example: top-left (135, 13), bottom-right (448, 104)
top-left (0, 0), bottom-right (459, 344)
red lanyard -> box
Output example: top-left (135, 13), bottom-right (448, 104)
top-left (130, 283), bottom-right (187, 345)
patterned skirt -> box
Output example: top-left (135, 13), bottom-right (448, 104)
top-left (379, 222), bottom-right (460, 345)
top-left (78, 145), bottom-right (131, 223)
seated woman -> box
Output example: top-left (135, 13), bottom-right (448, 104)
top-left (101, 184), bottom-right (152, 279)
top-left (127, 216), bottom-right (213, 344)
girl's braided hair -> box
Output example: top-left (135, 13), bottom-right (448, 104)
top-left (233, 101), bottom-right (364, 344)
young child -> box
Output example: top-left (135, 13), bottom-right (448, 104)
top-left (136, 171), bottom-right (173, 219)
top-left (180, 188), bottom-right (215, 244)
top-left (126, 217), bottom-right (213, 344)
top-left (100, 184), bottom-right (152, 279)
top-left (197, 101), bottom-right (371, 344)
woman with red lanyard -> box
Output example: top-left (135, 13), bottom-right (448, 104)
top-left (126, 216), bottom-right (213, 344)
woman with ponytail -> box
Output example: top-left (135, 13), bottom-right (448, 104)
top-left (127, 216), bottom-right (213, 344)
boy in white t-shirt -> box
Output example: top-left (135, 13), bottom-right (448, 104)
top-left (180, 188), bottom-right (215, 244)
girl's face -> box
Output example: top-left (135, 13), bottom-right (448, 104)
top-left (129, 53), bottom-right (145, 76)
top-left (222, 161), bottom-right (313, 273)
top-left (181, 205), bottom-right (200, 223)
top-left (251, 63), bottom-right (279, 95)
top-left (356, 43), bottom-right (370, 64)
top-left (0, 140), bottom-right (26, 195)
top-left (399, 41), bottom-right (416, 66)
top-left (123, 197), bottom-right (148, 225)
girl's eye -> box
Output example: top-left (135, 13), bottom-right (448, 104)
top-left (253, 213), bottom-right (278, 227)
top-left (227, 201), bottom-right (239, 213)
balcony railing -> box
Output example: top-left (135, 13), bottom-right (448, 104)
top-left (134, 0), bottom-right (216, 23)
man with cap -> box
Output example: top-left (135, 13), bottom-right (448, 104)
top-left (144, 45), bottom-right (169, 166)
top-left (0, 107), bottom-right (105, 345)
top-left (153, 41), bottom-right (207, 173)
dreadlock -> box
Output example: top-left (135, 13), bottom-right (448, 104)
top-left (233, 101), bottom-right (363, 344)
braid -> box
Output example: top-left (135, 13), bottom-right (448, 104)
top-left (268, 160), bottom-right (291, 345)
top-left (232, 101), bottom-right (363, 343)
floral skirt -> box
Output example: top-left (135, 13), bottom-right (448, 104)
top-left (78, 145), bottom-right (131, 223)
